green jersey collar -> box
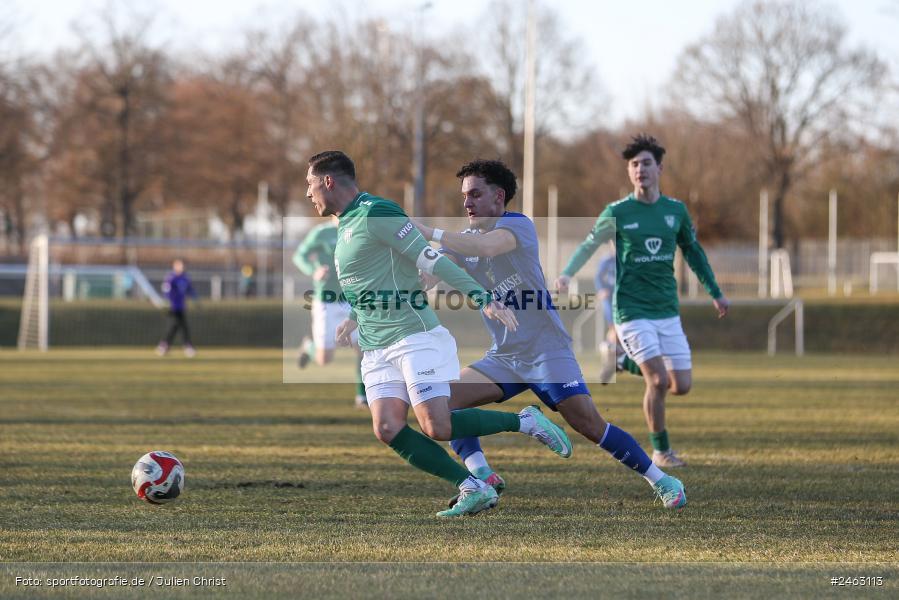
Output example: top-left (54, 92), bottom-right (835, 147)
top-left (629, 192), bottom-right (665, 205)
top-left (342, 192), bottom-right (372, 215)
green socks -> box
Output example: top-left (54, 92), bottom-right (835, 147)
top-left (388, 425), bottom-right (470, 486)
top-left (450, 409), bottom-right (520, 439)
top-left (385, 410), bottom-right (520, 486)
top-left (649, 429), bottom-right (670, 453)
top-left (355, 360), bottom-right (366, 398)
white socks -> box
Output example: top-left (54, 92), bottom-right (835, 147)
top-left (463, 452), bottom-right (490, 473)
top-left (643, 463), bottom-right (665, 485)
top-left (460, 475), bottom-right (488, 491)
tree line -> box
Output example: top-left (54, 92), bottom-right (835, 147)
top-left (1, 0), bottom-right (896, 255)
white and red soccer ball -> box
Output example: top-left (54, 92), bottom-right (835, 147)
top-left (131, 451), bottom-right (185, 504)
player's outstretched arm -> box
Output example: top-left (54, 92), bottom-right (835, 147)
top-left (414, 220), bottom-right (517, 258)
top-left (560, 211), bottom-right (615, 285)
top-left (677, 208), bottom-right (725, 316)
top-left (292, 231), bottom-right (321, 275)
top-left (367, 202), bottom-right (497, 316)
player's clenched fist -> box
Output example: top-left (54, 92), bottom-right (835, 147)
top-left (335, 318), bottom-right (358, 346)
top-left (713, 295), bottom-right (730, 319)
top-left (482, 300), bottom-right (518, 332)
top-left (313, 265), bottom-right (331, 282)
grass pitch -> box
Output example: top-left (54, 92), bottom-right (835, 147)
top-left (1, 349), bottom-right (897, 598)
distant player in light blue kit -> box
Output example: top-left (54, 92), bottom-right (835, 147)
top-left (415, 159), bottom-right (686, 510)
top-left (594, 249), bottom-right (624, 384)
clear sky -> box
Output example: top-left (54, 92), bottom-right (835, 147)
top-left (9, 0), bottom-right (899, 125)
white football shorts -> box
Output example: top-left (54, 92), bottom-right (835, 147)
top-left (312, 299), bottom-right (355, 350)
top-left (615, 316), bottom-right (692, 371)
top-left (362, 325), bottom-right (460, 406)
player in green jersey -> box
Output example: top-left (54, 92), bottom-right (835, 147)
top-left (305, 150), bottom-right (574, 517)
top-left (555, 135), bottom-right (729, 468)
top-left (293, 215), bottom-right (367, 408)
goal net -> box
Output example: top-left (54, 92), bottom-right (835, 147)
top-left (11, 235), bottom-right (165, 350)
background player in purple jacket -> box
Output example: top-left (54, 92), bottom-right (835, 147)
top-left (156, 259), bottom-right (198, 357)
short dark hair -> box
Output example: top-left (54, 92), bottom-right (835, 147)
top-left (622, 134), bottom-right (666, 165)
top-left (308, 150), bottom-right (356, 181)
top-left (456, 159), bottom-right (517, 206)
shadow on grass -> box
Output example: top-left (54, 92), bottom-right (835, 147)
top-left (0, 415), bottom-right (372, 426)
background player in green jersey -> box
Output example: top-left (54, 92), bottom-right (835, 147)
top-left (305, 150), bottom-right (574, 517)
top-left (292, 215), bottom-right (367, 408)
top-left (556, 134), bottom-right (730, 468)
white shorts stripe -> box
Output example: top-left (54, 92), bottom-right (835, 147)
top-left (361, 326), bottom-right (460, 406)
top-left (615, 316), bottom-right (692, 371)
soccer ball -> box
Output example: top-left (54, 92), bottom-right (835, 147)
top-left (131, 451), bottom-right (185, 504)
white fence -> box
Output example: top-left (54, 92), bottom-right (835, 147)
top-left (0, 234), bottom-right (897, 301)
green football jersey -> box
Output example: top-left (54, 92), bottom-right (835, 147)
top-left (292, 222), bottom-right (341, 302)
top-left (562, 194), bottom-right (721, 323)
top-left (335, 192), bottom-right (493, 350)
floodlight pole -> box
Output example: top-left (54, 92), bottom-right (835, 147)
top-left (522, 0), bottom-right (537, 218)
top-left (759, 189), bottom-right (768, 298)
top-left (412, 95), bottom-right (426, 218)
top-left (404, 183), bottom-right (414, 217)
top-left (257, 181), bottom-right (268, 298)
top-left (547, 185), bottom-right (558, 281)
top-left (827, 189), bottom-right (837, 296)
top-left (412, 2), bottom-right (432, 218)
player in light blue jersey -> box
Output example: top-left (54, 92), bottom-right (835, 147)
top-left (416, 159), bottom-right (686, 510)
top-left (594, 249), bottom-right (624, 384)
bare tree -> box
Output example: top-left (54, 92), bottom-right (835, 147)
top-left (0, 80), bottom-right (31, 253)
top-left (59, 7), bottom-right (172, 238)
top-left (304, 18), bottom-right (417, 203)
top-left (163, 62), bottom-right (271, 237)
top-left (345, 21), bottom-right (507, 215)
top-left (0, 8), bottom-right (30, 252)
top-left (672, 0), bottom-right (887, 248)
top-left (240, 16), bottom-right (318, 218)
top-left (474, 0), bottom-right (607, 175)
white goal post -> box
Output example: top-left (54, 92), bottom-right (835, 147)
top-left (869, 252), bottom-right (899, 294)
top-left (18, 235), bottom-right (49, 351)
top-left (769, 249), bottom-right (794, 298)
top-left (13, 235), bottom-right (167, 351)
top-left (767, 298), bottom-right (804, 357)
